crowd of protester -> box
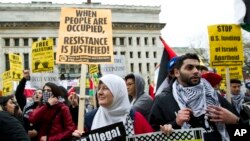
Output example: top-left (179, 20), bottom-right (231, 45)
top-left (1, 53), bottom-right (250, 141)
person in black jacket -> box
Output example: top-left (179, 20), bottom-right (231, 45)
top-left (15, 69), bottom-right (43, 141)
top-left (149, 53), bottom-right (241, 141)
top-left (15, 69), bottom-right (31, 111)
top-left (0, 110), bottom-right (30, 141)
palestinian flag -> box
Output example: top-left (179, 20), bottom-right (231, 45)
top-left (89, 77), bottom-right (94, 96)
top-left (154, 36), bottom-right (177, 96)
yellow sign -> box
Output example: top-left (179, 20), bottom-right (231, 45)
top-left (56, 8), bottom-right (114, 64)
top-left (85, 77), bottom-right (90, 88)
top-left (32, 39), bottom-right (54, 73)
top-left (89, 64), bottom-right (98, 74)
top-left (9, 53), bottom-right (23, 80)
top-left (208, 24), bottom-right (244, 67)
top-left (2, 71), bottom-right (13, 96)
top-left (216, 66), bottom-right (243, 87)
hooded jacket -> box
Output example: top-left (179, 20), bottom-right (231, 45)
top-left (126, 73), bottom-right (153, 120)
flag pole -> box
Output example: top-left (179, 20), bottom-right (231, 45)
top-left (78, 64), bottom-right (87, 131)
top-left (225, 67), bottom-right (231, 103)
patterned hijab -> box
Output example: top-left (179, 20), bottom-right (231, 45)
top-left (91, 74), bottom-right (132, 131)
top-left (172, 78), bottom-right (229, 141)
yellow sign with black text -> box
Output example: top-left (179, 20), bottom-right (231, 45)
top-left (216, 66), bottom-right (243, 84)
top-left (2, 70), bottom-right (13, 96)
top-left (32, 39), bottom-right (54, 73)
top-left (208, 24), bottom-right (244, 67)
top-left (9, 53), bottom-right (23, 81)
top-left (56, 8), bottom-right (114, 64)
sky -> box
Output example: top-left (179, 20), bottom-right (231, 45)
top-left (0, 0), bottom-right (248, 47)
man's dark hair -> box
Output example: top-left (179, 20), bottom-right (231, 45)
top-left (230, 79), bottom-right (241, 85)
top-left (124, 73), bottom-right (135, 81)
top-left (174, 53), bottom-right (200, 69)
top-left (200, 65), bottom-right (208, 71)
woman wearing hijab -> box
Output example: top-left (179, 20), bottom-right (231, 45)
top-left (29, 82), bottom-right (76, 141)
top-left (73, 74), bottom-right (153, 137)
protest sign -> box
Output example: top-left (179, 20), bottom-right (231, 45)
top-left (208, 24), bottom-right (244, 67)
top-left (208, 24), bottom-right (244, 102)
top-left (9, 53), bottom-right (23, 81)
top-left (73, 122), bottom-right (126, 141)
top-left (2, 70), bottom-right (13, 96)
top-left (57, 8), bottom-right (114, 131)
top-left (100, 55), bottom-right (126, 77)
top-left (32, 39), bottom-right (54, 73)
top-left (29, 66), bottom-right (60, 89)
top-left (216, 66), bottom-right (243, 83)
top-left (56, 8), bottom-right (113, 64)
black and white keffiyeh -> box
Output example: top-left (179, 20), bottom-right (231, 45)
top-left (231, 93), bottom-right (244, 113)
top-left (124, 114), bottom-right (135, 136)
top-left (172, 78), bottom-right (229, 141)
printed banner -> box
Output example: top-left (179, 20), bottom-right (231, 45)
top-left (32, 39), bottom-right (54, 73)
top-left (2, 70), bottom-right (13, 96)
top-left (208, 24), bottom-right (244, 67)
top-left (73, 122), bottom-right (126, 141)
top-left (29, 66), bottom-right (60, 89)
top-left (56, 8), bottom-right (114, 64)
top-left (215, 66), bottom-right (243, 91)
top-left (100, 55), bottom-right (126, 77)
top-left (216, 66), bottom-right (243, 83)
top-left (127, 128), bottom-right (204, 141)
top-left (9, 53), bottom-right (23, 81)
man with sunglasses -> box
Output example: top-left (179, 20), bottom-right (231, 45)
top-left (149, 53), bottom-right (241, 141)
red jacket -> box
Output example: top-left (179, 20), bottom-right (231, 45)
top-left (29, 103), bottom-right (76, 141)
top-left (134, 111), bottom-right (154, 134)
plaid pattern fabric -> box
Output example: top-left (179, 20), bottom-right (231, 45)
top-left (42, 92), bottom-right (53, 103)
top-left (124, 114), bottom-right (134, 136)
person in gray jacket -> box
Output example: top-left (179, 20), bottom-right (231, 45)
top-left (125, 73), bottom-right (153, 120)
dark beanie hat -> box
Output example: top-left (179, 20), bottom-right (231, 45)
top-left (202, 72), bottom-right (222, 87)
top-left (0, 95), bottom-right (14, 106)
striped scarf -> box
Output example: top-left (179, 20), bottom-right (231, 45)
top-left (173, 78), bottom-right (229, 141)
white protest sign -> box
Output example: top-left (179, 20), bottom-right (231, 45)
top-left (29, 66), bottom-right (60, 89)
top-left (100, 55), bottom-right (126, 77)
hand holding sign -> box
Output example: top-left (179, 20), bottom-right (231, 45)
top-left (72, 130), bottom-right (85, 138)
